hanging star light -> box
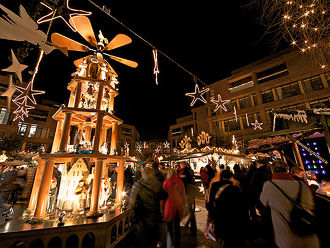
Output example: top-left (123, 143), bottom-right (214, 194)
top-left (152, 49), bottom-right (159, 85)
top-left (37, 0), bottom-right (92, 32)
top-left (185, 83), bottom-right (210, 107)
top-left (1, 75), bottom-right (16, 109)
top-left (251, 119), bottom-right (263, 130)
top-left (199, 184), bottom-right (205, 193)
top-left (2, 49), bottom-right (28, 83)
top-left (12, 98), bottom-right (35, 121)
top-left (233, 106), bottom-right (238, 121)
top-left (163, 141), bottom-right (170, 149)
top-left (13, 81), bottom-right (45, 105)
top-left (211, 94), bottom-right (230, 112)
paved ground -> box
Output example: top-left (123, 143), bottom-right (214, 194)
top-left (118, 198), bottom-right (222, 248)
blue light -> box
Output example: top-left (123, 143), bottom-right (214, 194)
top-left (315, 170), bottom-right (319, 174)
top-left (303, 153), bottom-right (307, 156)
top-left (313, 142), bottom-right (317, 145)
top-left (307, 143), bottom-right (310, 146)
top-left (307, 165), bottom-right (311, 169)
top-left (301, 148), bottom-right (305, 151)
top-left (315, 147), bottom-right (318, 151)
top-left (305, 160), bottom-right (310, 164)
top-left (322, 170), bottom-right (326, 174)
top-left (316, 152), bottom-right (320, 155)
top-left (319, 160), bottom-right (322, 164)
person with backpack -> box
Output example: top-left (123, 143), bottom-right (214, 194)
top-left (260, 160), bottom-right (320, 248)
top-left (208, 170), bottom-right (250, 248)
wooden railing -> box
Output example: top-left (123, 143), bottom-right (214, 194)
top-left (0, 208), bottom-right (132, 248)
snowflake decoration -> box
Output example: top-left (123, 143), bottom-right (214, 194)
top-left (163, 141), bottom-right (170, 149)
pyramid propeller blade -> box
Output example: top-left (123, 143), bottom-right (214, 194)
top-left (105, 34), bottom-right (132, 51)
top-left (70, 16), bottom-right (97, 47)
top-left (104, 53), bottom-right (138, 68)
top-left (74, 55), bottom-right (92, 68)
top-left (51, 33), bottom-right (90, 52)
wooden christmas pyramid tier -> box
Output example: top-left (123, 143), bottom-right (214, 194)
top-left (52, 106), bottom-right (123, 128)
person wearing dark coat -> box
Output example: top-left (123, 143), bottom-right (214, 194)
top-left (209, 170), bottom-right (250, 248)
top-left (152, 161), bottom-right (165, 184)
top-left (124, 165), bottom-right (134, 192)
top-left (129, 167), bottom-right (167, 248)
top-left (205, 163), bottom-right (215, 188)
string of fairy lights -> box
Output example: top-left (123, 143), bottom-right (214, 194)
top-left (251, 0), bottom-right (329, 68)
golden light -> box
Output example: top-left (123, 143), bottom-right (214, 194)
top-left (0, 151), bottom-right (8, 163)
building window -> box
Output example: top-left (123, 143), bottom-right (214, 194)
top-left (0, 108), bottom-right (10, 124)
top-left (28, 124), bottom-right (37, 137)
top-left (29, 109), bottom-right (49, 122)
top-left (224, 118), bottom-right (241, 132)
top-left (242, 114), bottom-right (255, 129)
top-left (302, 75), bottom-right (324, 92)
top-left (225, 101), bottom-right (237, 113)
top-left (171, 127), bottom-right (181, 136)
top-left (278, 81), bottom-right (301, 98)
top-left (309, 98), bottom-right (330, 109)
top-left (229, 76), bottom-right (253, 90)
top-left (261, 89), bottom-right (275, 103)
top-left (238, 96), bottom-right (253, 109)
top-left (18, 122), bottom-right (28, 136)
top-left (30, 126), bottom-right (49, 139)
top-left (256, 63), bottom-right (289, 84)
top-left (121, 127), bottom-right (132, 136)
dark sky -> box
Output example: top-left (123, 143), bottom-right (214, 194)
top-left (0, 0), bottom-right (283, 140)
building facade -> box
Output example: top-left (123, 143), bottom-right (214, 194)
top-left (169, 48), bottom-right (330, 147)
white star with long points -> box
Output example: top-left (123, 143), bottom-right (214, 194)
top-left (13, 81), bottom-right (45, 105)
top-left (185, 84), bottom-right (210, 107)
top-left (211, 94), bottom-right (230, 112)
top-left (2, 49), bottom-right (28, 83)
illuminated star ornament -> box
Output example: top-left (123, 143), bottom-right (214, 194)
top-left (152, 49), bottom-right (159, 85)
top-left (185, 83), bottom-right (210, 107)
top-left (1, 75), bottom-right (16, 109)
top-left (2, 49), bottom-right (28, 83)
top-left (37, 0), bottom-right (92, 32)
top-left (251, 119), bottom-right (263, 130)
top-left (12, 98), bottom-right (35, 121)
top-left (163, 141), bottom-right (170, 149)
top-left (211, 94), bottom-right (230, 112)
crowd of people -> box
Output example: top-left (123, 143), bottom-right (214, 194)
top-left (127, 159), bottom-right (322, 248)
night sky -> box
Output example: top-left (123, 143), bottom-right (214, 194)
top-left (0, 0), bottom-right (285, 140)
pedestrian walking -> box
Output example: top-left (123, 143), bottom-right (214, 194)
top-left (260, 160), bottom-right (320, 248)
top-left (163, 169), bottom-right (186, 248)
top-left (129, 167), bottom-right (167, 248)
top-left (180, 161), bottom-right (197, 236)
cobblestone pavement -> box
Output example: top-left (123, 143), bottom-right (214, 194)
top-left (118, 198), bottom-right (222, 248)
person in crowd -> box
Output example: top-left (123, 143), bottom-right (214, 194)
top-left (180, 161), bottom-right (197, 236)
top-left (209, 170), bottom-right (250, 247)
top-left (129, 167), bottom-right (167, 248)
top-left (205, 163), bottom-right (215, 188)
top-left (249, 159), bottom-right (272, 225)
top-left (153, 161), bottom-right (165, 184)
top-left (260, 160), bottom-right (320, 248)
top-left (290, 166), bottom-right (305, 184)
top-left (124, 164), bottom-right (134, 192)
top-left (233, 164), bottom-right (248, 196)
top-left (163, 169), bottom-right (186, 248)
top-left (200, 166), bottom-right (208, 189)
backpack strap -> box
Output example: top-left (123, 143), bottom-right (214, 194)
top-left (215, 184), bottom-right (230, 200)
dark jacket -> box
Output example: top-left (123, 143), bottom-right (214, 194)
top-left (211, 179), bottom-right (250, 242)
top-left (129, 176), bottom-right (167, 228)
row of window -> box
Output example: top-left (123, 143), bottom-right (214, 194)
top-left (18, 122), bottom-right (55, 139)
top-left (261, 74), bottom-right (327, 104)
top-left (219, 114), bottom-right (262, 132)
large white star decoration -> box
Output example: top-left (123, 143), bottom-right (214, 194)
top-left (1, 75), bottom-right (16, 109)
top-left (2, 49), bottom-right (28, 83)
top-left (37, 0), bottom-right (92, 32)
top-left (13, 81), bottom-right (45, 105)
top-left (185, 84), bottom-right (210, 107)
top-left (211, 94), bottom-right (230, 112)
top-left (155, 147), bottom-right (160, 153)
top-left (251, 119), bottom-right (263, 130)
top-left (163, 141), bottom-right (170, 149)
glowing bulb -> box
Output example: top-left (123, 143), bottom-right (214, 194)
top-left (291, 41), bottom-right (296, 45)
top-left (301, 24), bottom-right (306, 28)
top-left (301, 48), bottom-right (306, 52)
top-left (314, 27), bottom-right (318, 31)
top-left (321, 65), bottom-right (326, 69)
